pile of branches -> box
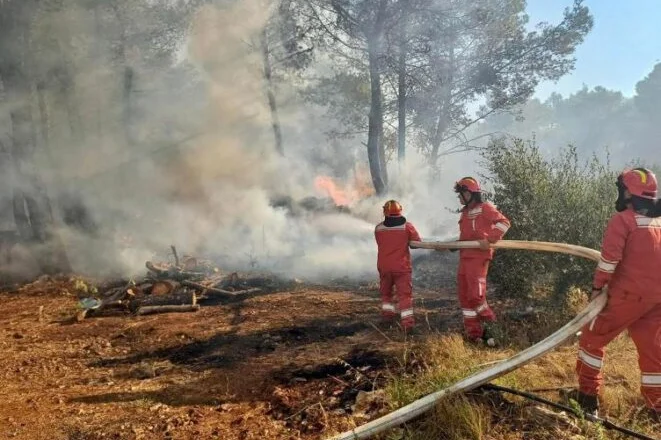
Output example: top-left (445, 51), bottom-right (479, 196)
top-left (76, 247), bottom-right (262, 321)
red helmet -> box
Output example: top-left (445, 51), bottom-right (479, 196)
top-left (383, 200), bottom-right (403, 216)
top-left (620, 168), bottom-right (657, 200)
top-left (454, 177), bottom-right (481, 193)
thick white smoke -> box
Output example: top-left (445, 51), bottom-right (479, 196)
top-left (0, 0), bottom-right (485, 282)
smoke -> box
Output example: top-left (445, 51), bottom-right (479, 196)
top-left (0, 0), bottom-right (483, 283)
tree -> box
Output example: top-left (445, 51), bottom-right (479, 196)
top-left (0, 0), bottom-right (72, 273)
top-left (0, 0), bottom-right (208, 274)
top-left (260, 0), bottom-right (315, 156)
top-left (408, 0), bottom-right (593, 166)
top-left (303, 0), bottom-right (402, 194)
top-left (302, 0), bottom-right (592, 192)
top-left (632, 63), bottom-right (661, 158)
top-left (476, 85), bottom-right (636, 165)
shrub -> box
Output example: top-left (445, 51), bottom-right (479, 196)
top-left (481, 138), bottom-right (615, 300)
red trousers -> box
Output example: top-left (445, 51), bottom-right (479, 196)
top-left (457, 258), bottom-right (496, 339)
top-left (577, 286), bottom-right (661, 411)
top-left (379, 271), bottom-right (414, 329)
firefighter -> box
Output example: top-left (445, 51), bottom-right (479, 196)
top-left (454, 177), bottom-right (510, 345)
top-left (374, 200), bottom-right (421, 331)
top-left (565, 168), bottom-right (661, 421)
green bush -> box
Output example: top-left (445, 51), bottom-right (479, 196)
top-left (481, 138), bottom-right (615, 301)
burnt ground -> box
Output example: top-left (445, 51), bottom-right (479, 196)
top-left (0, 252), bottom-right (476, 440)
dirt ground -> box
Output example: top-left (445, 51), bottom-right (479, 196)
top-left (0, 274), bottom-right (464, 440)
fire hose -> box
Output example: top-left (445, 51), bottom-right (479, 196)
top-left (328, 239), bottom-right (609, 440)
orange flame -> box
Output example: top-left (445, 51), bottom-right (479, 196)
top-left (314, 176), bottom-right (351, 206)
top-left (314, 167), bottom-right (375, 206)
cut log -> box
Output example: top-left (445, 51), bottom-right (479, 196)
top-left (145, 261), bottom-right (168, 276)
top-left (151, 280), bottom-right (181, 296)
top-left (136, 283), bottom-right (153, 295)
top-left (128, 291), bottom-right (196, 312)
top-left (97, 279), bottom-right (132, 293)
top-left (181, 255), bottom-right (197, 271)
top-left (135, 304), bottom-right (200, 316)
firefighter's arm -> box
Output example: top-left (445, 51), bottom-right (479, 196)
top-left (593, 214), bottom-right (630, 291)
top-left (484, 204), bottom-right (511, 243)
top-left (407, 223), bottom-right (422, 248)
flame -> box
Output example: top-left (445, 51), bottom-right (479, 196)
top-left (314, 167), bottom-right (375, 206)
top-left (314, 176), bottom-right (352, 206)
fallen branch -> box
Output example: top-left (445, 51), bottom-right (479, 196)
top-left (135, 304), bottom-right (200, 316)
top-left (182, 280), bottom-right (261, 297)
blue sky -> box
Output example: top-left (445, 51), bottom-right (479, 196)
top-left (526, 0), bottom-right (661, 100)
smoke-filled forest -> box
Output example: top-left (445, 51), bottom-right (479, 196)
top-left (0, 0), bottom-right (597, 280)
top-left (1, 1), bottom-right (660, 439)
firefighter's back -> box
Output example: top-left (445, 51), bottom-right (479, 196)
top-left (614, 210), bottom-right (661, 298)
top-left (375, 220), bottom-right (414, 273)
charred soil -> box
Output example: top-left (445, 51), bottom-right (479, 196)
top-left (0, 274), bottom-right (463, 440)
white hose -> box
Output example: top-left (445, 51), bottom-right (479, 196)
top-left (328, 239), bottom-right (606, 440)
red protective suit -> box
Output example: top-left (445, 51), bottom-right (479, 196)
top-left (577, 208), bottom-right (661, 413)
top-left (457, 202), bottom-right (510, 340)
top-left (375, 216), bottom-right (421, 329)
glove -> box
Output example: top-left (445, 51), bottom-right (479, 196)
top-left (478, 239), bottom-right (491, 250)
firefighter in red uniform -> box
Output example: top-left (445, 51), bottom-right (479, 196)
top-left (374, 200), bottom-right (421, 331)
top-left (454, 177), bottom-right (511, 345)
top-left (565, 168), bottom-right (661, 421)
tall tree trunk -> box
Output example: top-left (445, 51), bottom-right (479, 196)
top-left (367, 42), bottom-right (386, 195)
top-left (430, 38), bottom-right (455, 167)
top-left (54, 42), bottom-right (84, 146)
top-left (430, 109), bottom-right (448, 166)
top-left (12, 191), bottom-right (32, 241)
top-left (1, 9), bottom-right (72, 275)
top-left (93, 4), bottom-right (105, 139)
top-left (36, 82), bottom-right (50, 154)
top-left (366, 0), bottom-right (389, 195)
top-left (111, 1), bottom-right (135, 147)
top-left (122, 66), bottom-right (134, 144)
top-left (397, 1), bottom-right (409, 166)
top-left (10, 101), bottom-right (72, 274)
top-left (260, 28), bottom-right (284, 156)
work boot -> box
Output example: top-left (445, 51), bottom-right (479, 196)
top-left (560, 389), bottom-right (599, 416)
top-left (481, 324), bottom-right (498, 347)
top-left (400, 317), bottom-right (415, 331)
top-left (381, 312), bottom-right (397, 324)
top-left (465, 334), bottom-right (496, 347)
